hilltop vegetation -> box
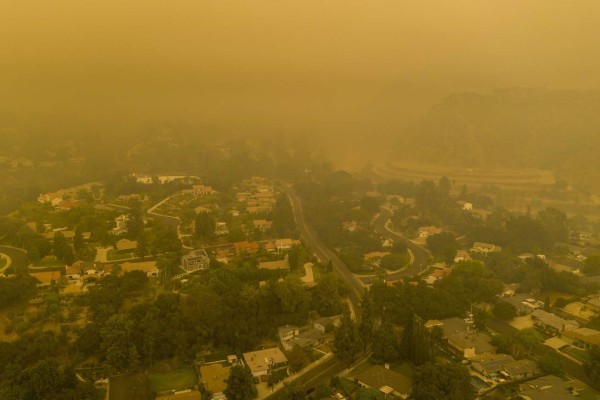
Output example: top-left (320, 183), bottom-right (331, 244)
top-left (403, 88), bottom-right (600, 193)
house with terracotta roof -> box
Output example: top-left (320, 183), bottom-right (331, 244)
top-left (234, 241), bottom-right (259, 256)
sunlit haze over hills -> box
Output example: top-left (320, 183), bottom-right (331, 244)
top-left (2, 0), bottom-right (600, 166)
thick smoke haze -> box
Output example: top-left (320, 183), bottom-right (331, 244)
top-left (2, 0), bottom-right (600, 164)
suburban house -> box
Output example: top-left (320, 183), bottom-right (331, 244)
top-left (342, 221), bottom-right (358, 232)
top-left (215, 221), bottom-right (228, 235)
top-left (502, 359), bottom-right (541, 380)
top-left (199, 363), bottom-right (230, 400)
top-left (564, 327), bottom-right (600, 348)
top-left (364, 251), bottom-right (392, 268)
top-left (585, 296), bottom-right (600, 314)
top-left (258, 258), bottom-right (290, 271)
top-left (112, 214), bottom-right (129, 235)
top-left (192, 184), bottom-right (215, 195)
top-left (247, 205), bottom-right (273, 214)
top-left (417, 226), bottom-right (442, 239)
top-left (454, 250), bottom-right (471, 263)
top-left (314, 315), bottom-right (341, 333)
top-left (531, 309), bottom-right (579, 336)
top-left (471, 354), bottom-right (516, 379)
top-left (278, 325), bottom-right (300, 350)
top-left (242, 348), bottom-right (288, 382)
top-left (292, 328), bottom-right (324, 349)
top-left (38, 192), bottom-right (63, 205)
top-left (517, 375), bottom-right (580, 399)
top-left (354, 365), bottom-right (412, 399)
top-left (424, 319), bottom-right (444, 330)
top-left (54, 200), bottom-right (78, 212)
top-left (115, 239), bottom-right (137, 252)
top-left (275, 239), bottom-right (294, 253)
top-left (234, 241), bottom-right (259, 256)
top-left (181, 249), bottom-right (210, 272)
top-left (471, 242), bottom-right (502, 254)
top-left (460, 201), bottom-right (474, 211)
top-left (447, 331), bottom-right (496, 359)
top-left (423, 267), bottom-right (452, 286)
top-left (29, 271), bottom-right (61, 288)
top-left (120, 261), bottom-right (159, 278)
top-left (253, 219), bottom-right (272, 232)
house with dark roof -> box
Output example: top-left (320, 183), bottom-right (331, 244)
top-left (531, 309), bottom-right (578, 336)
top-left (517, 375), bottom-right (580, 399)
top-left (354, 365), bottom-right (412, 399)
top-left (448, 331), bottom-right (496, 359)
top-left (471, 354), bottom-right (516, 378)
top-left (502, 359), bottom-right (541, 380)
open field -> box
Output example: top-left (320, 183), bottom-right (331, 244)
top-left (148, 367), bottom-right (197, 393)
top-left (108, 373), bottom-right (152, 400)
top-left (374, 162), bottom-right (555, 189)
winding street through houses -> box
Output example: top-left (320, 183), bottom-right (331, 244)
top-left (371, 206), bottom-right (432, 279)
top-left (269, 191), bottom-right (434, 399)
top-left (0, 245), bottom-right (28, 274)
top-left (146, 195), bottom-right (181, 230)
top-left (146, 195), bottom-right (193, 250)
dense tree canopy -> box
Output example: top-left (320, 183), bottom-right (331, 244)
top-left (412, 363), bottom-right (474, 400)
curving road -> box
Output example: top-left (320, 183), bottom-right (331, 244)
top-left (285, 188), bottom-right (365, 321)
top-left (0, 245), bottom-right (29, 273)
top-left (371, 207), bottom-right (431, 279)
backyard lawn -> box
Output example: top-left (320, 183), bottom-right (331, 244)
top-left (148, 367), bottom-right (198, 393)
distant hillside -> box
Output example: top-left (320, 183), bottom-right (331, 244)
top-left (403, 88), bottom-right (600, 192)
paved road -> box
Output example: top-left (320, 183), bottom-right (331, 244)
top-left (285, 188), bottom-right (365, 320)
top-left (264, 355), bottom-right (346, 400)
top-left (0, 245), bottom-right (29, 273)
top-left (371, 207), bottom-right (431, 280)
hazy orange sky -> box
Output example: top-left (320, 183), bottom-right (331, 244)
top-left (1, 0), bottom-right (599, 147)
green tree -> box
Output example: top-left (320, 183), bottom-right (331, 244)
top-left (127, 199), bottom-right (144, 239)
top-left (538, 353), bottom-right (563, 375)
top-left (100, 314), bottom-right (139, 374)
top-left (516, 328), bottom-right (540, 353)
top-left (585, 346), bottom-right (600, 389)
top-left (584, 255), bottom-right (600, 276)
top-left (135, 230), bottom-right (148, 259)
top-left (358, 295), bottom-right (374, 352)
top-left (281, 381), bottom-right (307, 400)
top-left (355, 387), bottom-right (384, 400)
top-left (412, 363), bottom-right (474, 400)
top-left (333, 309), bottom-right (362, 364)
top-left (372, 320), bottom-right (399, 363)
top-left (399, 313), bottom-right (433, 366)
top-left (156, 252), bottom-right (181, 284)
top-left (492, 301), bottom-right (517, 320)
top-left (53, 231), bottom-right (68, 261)
top-left (195, 212), bottom-right (216, 240)
top-left (360, 196), bottom-right (381, 216)
top-left (73, 225), bottom-right (85, 255)
top-left (224, 365), bottom-right (257, 400)
top-left (313, 382), bottom-right (332, 399)
top-left (426, 232), bottom-right (457, 265)
top-left (473, 309), bottom-right (489, 331)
